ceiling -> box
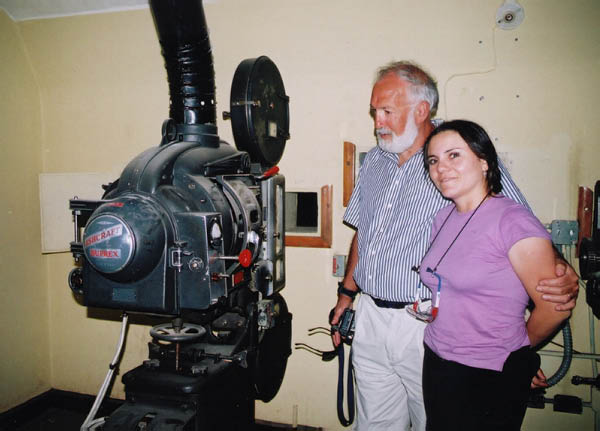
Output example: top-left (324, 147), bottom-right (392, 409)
top-left (0, 0), bottom-right (150, 21)
top-left (0, 0), bottom-right (220, 22)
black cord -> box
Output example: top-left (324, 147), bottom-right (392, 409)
top-left (308, 327), bottom-right (331, 336)
top-left (548, 340), bottom-right (583, 355)
top-left (294, 343), bottom-right (337, 362)
top-left (423, 192), bottom-right (490, 273)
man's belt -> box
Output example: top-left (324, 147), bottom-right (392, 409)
top-left (371, 297), bottom-right (412, 309)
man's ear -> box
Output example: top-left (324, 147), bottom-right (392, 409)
top-left (414, 101), bottom-right (431, 124)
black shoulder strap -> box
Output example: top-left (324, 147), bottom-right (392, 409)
top-left (336, 344), bottom-right (355, 426)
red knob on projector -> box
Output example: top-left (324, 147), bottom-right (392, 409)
top-left (261, 166), bottom-right (279, 179)
top-left (239, 249), bottom-right (252, 267)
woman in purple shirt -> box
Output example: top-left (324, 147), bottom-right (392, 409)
top-left (417, 120), bottom-right (570, 430)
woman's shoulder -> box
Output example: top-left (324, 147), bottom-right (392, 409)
top-left (488, 194), bottom-right (531, 218)
top-left (491, 195), bottom-right (550, 247)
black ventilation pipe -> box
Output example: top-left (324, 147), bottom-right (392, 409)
top-left (149, 0), bottom-right (216, 127)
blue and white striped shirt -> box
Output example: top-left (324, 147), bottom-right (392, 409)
top-left (344, 146), bottom-right (528, 302)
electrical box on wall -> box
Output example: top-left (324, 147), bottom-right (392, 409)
top-left (550, 220), bottom-right (578, 246)
top-left (333, 254), bottom-right (347, 277)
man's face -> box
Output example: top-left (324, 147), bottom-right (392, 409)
top-left (370, 73), bottom-right (417, 153)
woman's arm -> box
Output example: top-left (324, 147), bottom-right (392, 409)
top-left (508, 237), bottom-right (571, 347)
top-left (498, 163), bottom-right (580, 310)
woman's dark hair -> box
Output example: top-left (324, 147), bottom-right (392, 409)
top-left (423, 119), bottom-right (503, 194)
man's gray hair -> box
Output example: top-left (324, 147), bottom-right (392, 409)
top-left (375, 61), bottom-right (439, 117)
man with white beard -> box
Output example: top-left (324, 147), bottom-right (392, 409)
top-left (374, 106), bottom-right (418, 155)
top-left (330, 61), bottom-right (579, 430)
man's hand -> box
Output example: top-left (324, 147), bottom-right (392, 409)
top-left (331, 233), bottom-right (360, 346)
top-left (536, 260), bottom-right (579, 311)
top-left (330, 294), bottom-right (353, 347)
top-left (531, 368), bottom-right (549, 389)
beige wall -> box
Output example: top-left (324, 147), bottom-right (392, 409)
top-left (0, 9), bottom-right (49, 410)
top-left (3, 0), bottom-right (600, 429)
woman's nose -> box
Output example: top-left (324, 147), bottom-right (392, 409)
top-left (435, 159), bottom-right (449, 173)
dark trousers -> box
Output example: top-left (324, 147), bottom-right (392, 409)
top-left (422, 344), bottom-right (539, 431)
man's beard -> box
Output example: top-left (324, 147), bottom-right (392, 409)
top-left (376, 109), bottom-right (418, 154)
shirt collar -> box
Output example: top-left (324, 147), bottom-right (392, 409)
top-left (374, 146), bottom-right (424, 166)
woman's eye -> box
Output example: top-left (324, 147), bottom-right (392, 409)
top-left (449, 152), bottom-right (460, 159)
top-left (427, 158), bottom-right (437, 165)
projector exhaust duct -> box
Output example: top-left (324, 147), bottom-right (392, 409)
top-left (150, 0), bottom-right (216, 126)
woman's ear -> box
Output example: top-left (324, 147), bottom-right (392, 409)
top-left (480, 159), bottom-right (489, 174)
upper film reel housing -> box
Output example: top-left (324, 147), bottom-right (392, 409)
top-left (228, 56), bottom-right (290, 169)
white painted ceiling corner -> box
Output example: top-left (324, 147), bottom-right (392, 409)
top-left (0, 0), bottom-right (218, 22)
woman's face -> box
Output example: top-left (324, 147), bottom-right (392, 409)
top-left (426, 131), bottom-right (489, 207)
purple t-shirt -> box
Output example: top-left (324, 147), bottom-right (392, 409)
top-left (419, 195), bottom-right (551, 371)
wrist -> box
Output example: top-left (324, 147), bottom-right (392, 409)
top-left (337, 281), bottom-right (358, 301)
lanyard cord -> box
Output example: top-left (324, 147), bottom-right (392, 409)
top-left (426, 192), bottom-right (490, 273)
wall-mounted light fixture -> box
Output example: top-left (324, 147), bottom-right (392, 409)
top-left (496, 0), bottom-right (525, 30)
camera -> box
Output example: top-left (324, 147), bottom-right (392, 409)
top-left (331, 308), bottom-right (356, 343)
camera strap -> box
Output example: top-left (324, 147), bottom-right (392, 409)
top-left (336, 344), bottom-right (355, 426)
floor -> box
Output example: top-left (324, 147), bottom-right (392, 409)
top-left (0, 390), bottom-right (321, 431)
top-left (0, 390), bottom-right (119, 431)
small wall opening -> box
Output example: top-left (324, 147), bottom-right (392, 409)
top-left (285, 191), bottom-right (318, 234)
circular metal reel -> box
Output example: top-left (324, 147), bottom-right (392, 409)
top-left (150, 322), bottom-right (206, 342)
top-left (229, 56), bottom-right (290, 169)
